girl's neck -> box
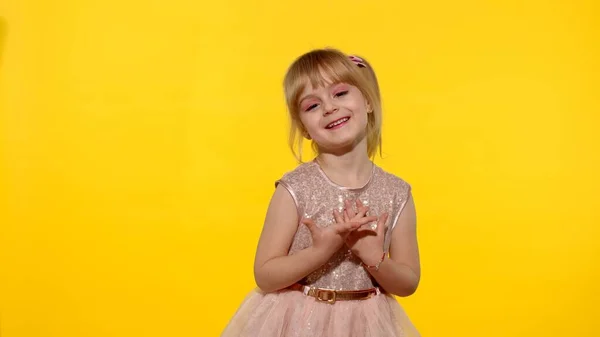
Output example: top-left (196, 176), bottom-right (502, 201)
top-left (315, 143), bottom-right (373, 189)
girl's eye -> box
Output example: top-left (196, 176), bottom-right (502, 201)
top-left (335, 90), bottom-right (349, 97)
top-left (304, 103), bottom-right (318, 112)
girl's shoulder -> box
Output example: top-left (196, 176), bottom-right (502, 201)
top-left (373, 165), bottom-right (412, 194)
top-left (275, 161), bottom-right (320, 188)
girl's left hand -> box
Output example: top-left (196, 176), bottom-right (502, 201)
top-left (334, 200), bottom-right (389, 266)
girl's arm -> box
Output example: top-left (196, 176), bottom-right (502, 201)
top-left (363, 193), bottom-right (421, 297)
top-left (254, 185), bottom-right (374, 293)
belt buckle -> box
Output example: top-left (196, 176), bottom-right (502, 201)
top-left (315, 288), bottom-right (337, 304)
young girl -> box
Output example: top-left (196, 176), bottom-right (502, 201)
top-left (221, 48), bottom-right (420, 337)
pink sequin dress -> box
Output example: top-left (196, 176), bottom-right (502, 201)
top-left (221, 161), bottom-right (420, 337)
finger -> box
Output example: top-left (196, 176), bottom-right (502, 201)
top-left (359, 214), bottom-right (389, 233)
top-left (344, 208), bottom-right (354, 222)
top-left (346, 221), bottom-right (362, 231)
top-left (354, 205), bottom-right (370, 219)
top-left (334, 221), bottom-right (361, 234)
top-left (355, 199), bottom-right (367, 213)
top-left (301, 218), bottom-right (319, 236)
top-left (356, 215), bottom-right (378, 226)
top-left (344, 200), bottom-right (355, 217)
top-left (355, 226), bottom-right (378, 234)
top-left (333, 210), bottom-right (344, 224)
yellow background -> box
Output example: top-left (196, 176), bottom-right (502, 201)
top-left (1, 1), bottom-right (599, 336)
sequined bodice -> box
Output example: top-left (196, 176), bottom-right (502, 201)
top-left (276, 161), bottom-right (410, 291)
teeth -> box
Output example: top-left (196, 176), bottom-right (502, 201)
top-left (328, 117), bottom-right (349, 128)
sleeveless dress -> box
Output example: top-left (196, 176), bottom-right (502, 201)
top-left (221, 161), bottom-right (420, 337)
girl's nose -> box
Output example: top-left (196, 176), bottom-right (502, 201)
top-left (323, 100), bottom-right (339, 116)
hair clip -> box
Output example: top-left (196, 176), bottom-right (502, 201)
top-left (348, 55), bottom-right (367, 68)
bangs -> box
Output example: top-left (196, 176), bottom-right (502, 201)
top-left (284, 50), bottom-right (362, 115)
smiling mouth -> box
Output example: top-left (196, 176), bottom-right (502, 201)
top-left (326, 117), bottom-right (350, 129)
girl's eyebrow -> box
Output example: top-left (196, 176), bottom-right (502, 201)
top-left (298, 93), bottom-right (317, 104)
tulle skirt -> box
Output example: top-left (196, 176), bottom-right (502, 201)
top-left (221, 288), bottom-right (420, 337)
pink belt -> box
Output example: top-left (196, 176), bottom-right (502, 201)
top-left (289, 283), bottom-right (381, 304)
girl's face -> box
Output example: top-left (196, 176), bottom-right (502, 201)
top-left (297, 79), bottom-right (370, 154)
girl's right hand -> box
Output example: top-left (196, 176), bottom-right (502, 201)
top-left (301, 210), bottom-right (377, 257)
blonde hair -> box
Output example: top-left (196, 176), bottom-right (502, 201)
top-left (283, 48), bottom-right (383, 163)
